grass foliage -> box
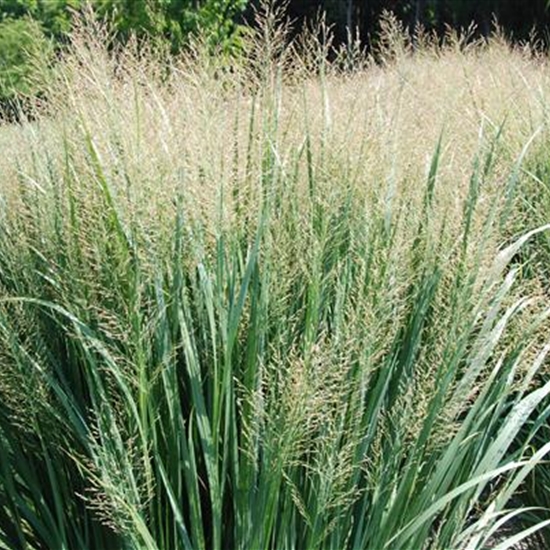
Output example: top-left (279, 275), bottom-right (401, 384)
top-left (1, 7), bottom-right (550, 550)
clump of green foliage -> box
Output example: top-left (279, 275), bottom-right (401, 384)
top-left (95, 0), bottom-right (248, 52)
top-left (0, 0), bottom-right (248, 112)
top-left (0, 18), bottom-right (52, 112)
top-left (0, 1), bottom-right (81, 112)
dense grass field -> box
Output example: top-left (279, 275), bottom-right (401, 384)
top-left (1, 11), bottom-right (550, 550)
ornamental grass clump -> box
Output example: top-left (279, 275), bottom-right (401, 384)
top-left (0, 6), bottom-right (550, 550)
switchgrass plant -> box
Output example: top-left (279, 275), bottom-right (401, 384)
top-left (1, 7), bottom-right (550, 549)
top-left (500, 136), bottom-right (550, 548)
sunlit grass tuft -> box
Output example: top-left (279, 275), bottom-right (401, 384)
top-left (1, 8), bottom-right (550, 550)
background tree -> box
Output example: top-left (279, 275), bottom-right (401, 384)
top-left (266, 0), bottom-right (550, 44)
top-left (0, 17), bottom-right (52, 119)
top-left (0, 0), bottom-right (248, 111)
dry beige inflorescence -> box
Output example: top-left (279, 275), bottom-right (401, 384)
top-left (0, 18), bottom-right (548, 345)
top-left (2, 17), bottom-right (549, 386)
top-left (0, 17), bottom-right (548, 341)
top-left (2, 19), bottom-right (548, 240)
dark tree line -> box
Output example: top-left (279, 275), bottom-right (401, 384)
top-left (265, 0), bottom-right (550, 46)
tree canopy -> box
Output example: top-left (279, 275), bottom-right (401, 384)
top-left (279, 0), bottom-right (550, 46)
